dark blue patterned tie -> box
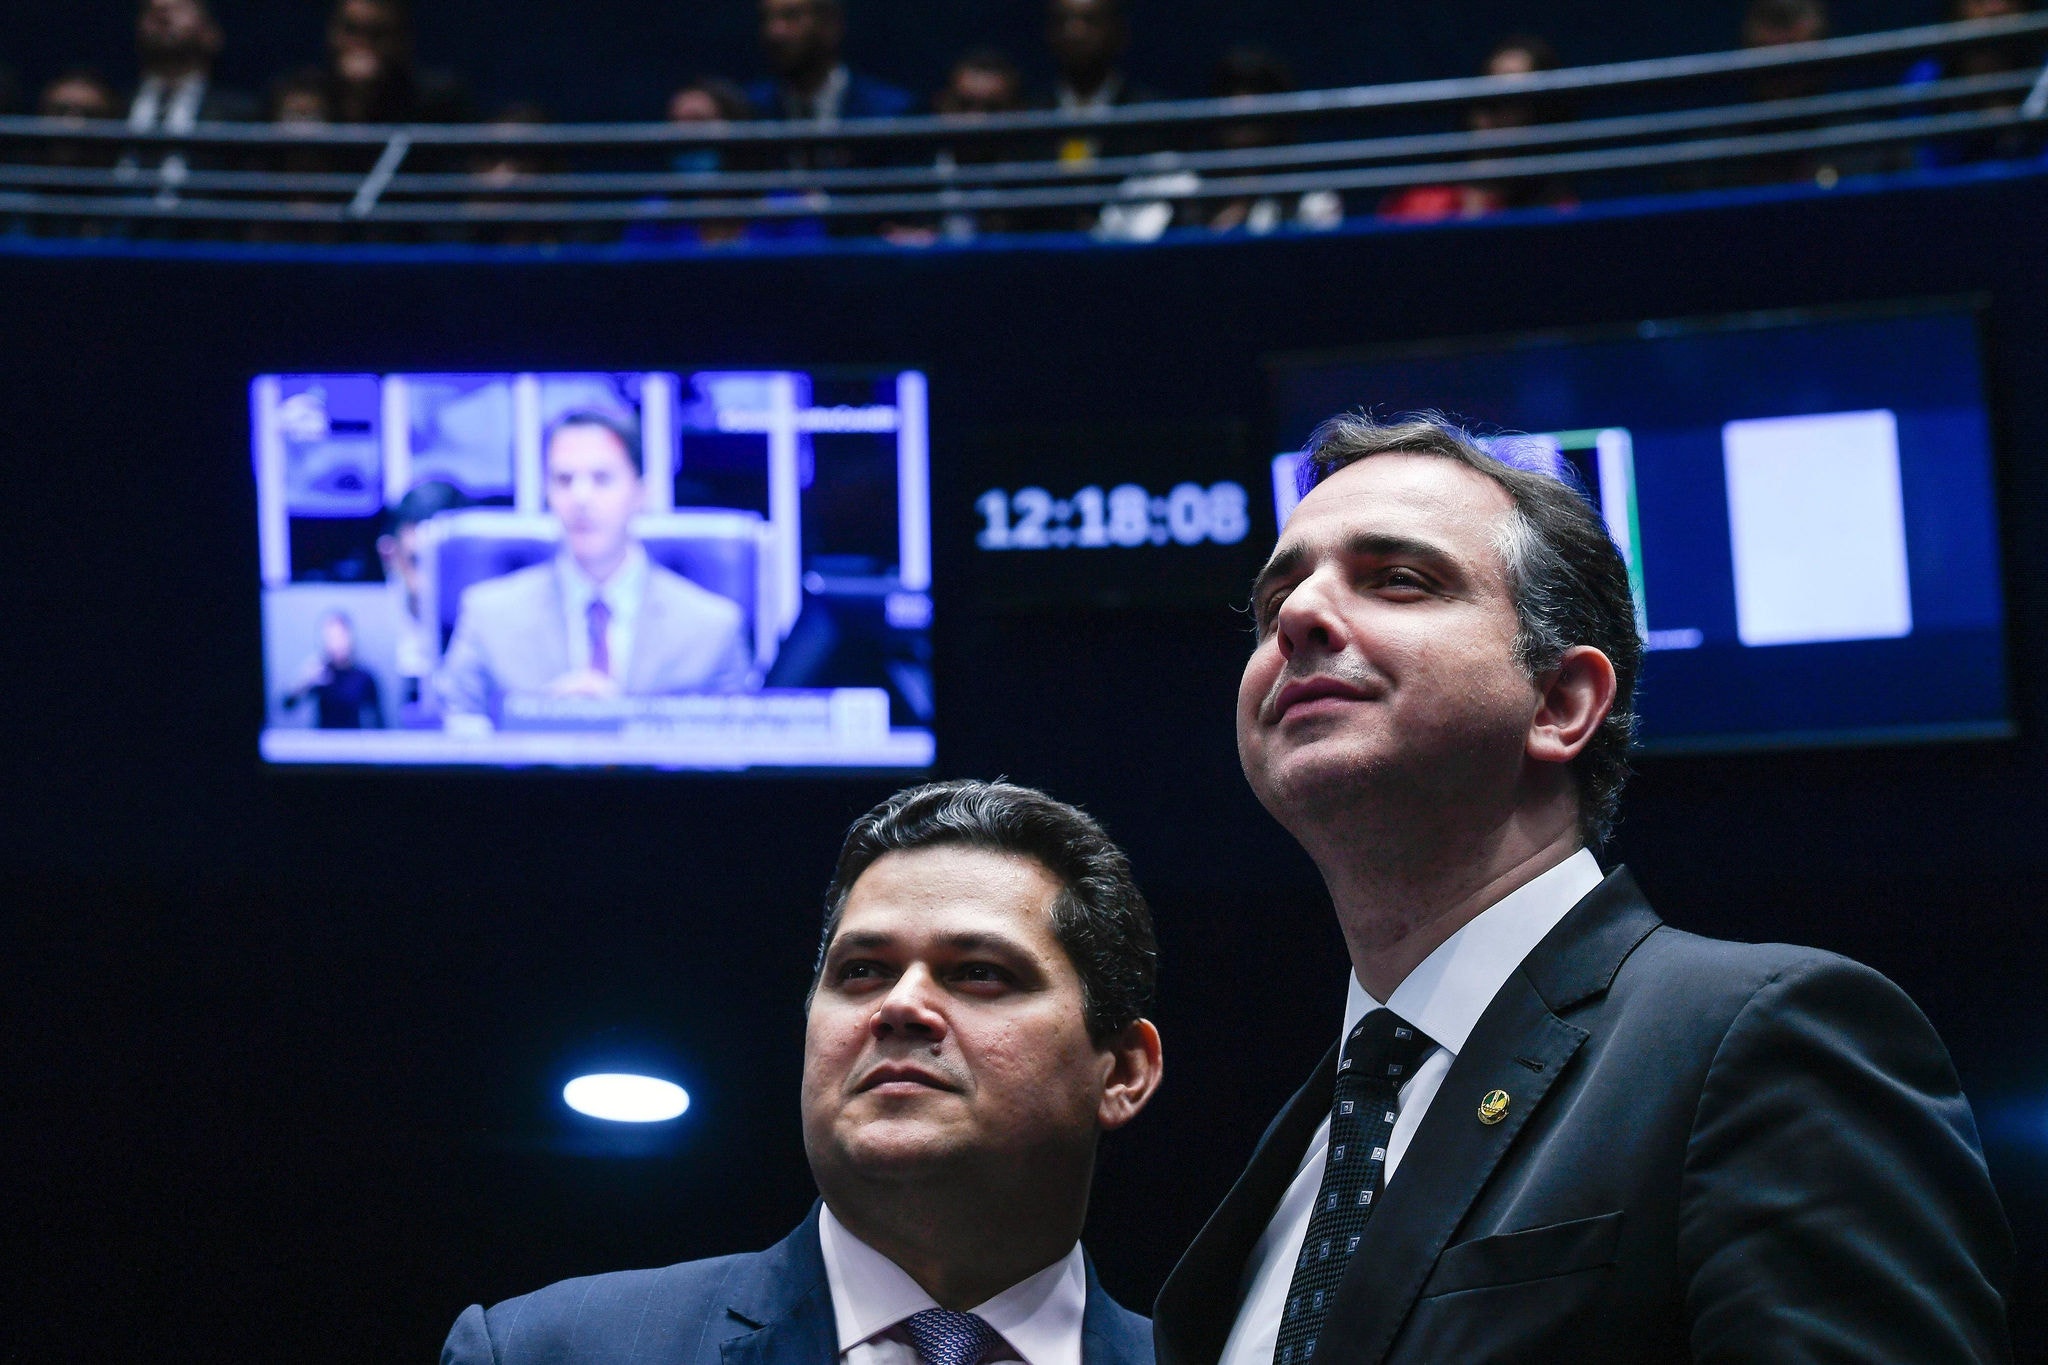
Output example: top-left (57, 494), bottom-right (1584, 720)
top-left (1271, 1009), bottom-right (1437, 1365)
top-left (902, 1308), bottom-right (1001, 1365)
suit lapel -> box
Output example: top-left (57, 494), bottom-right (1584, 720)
top-left (1154, 1048), bottom-right (1340, 1365)
top-left (720, 1205), bottom-right (838, 1365)
top-left (1314, 973), bottom-right (1586, 1365)
top-left (627, 572), bottom-right (666, 692)
top-left (1315, 868), bottom-right (1663, 1365)
top-left (533, 563), bottom-right (572, 685)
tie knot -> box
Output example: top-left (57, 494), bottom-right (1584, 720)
top-left (901, 1309), bottom-right (1001, 1365)
top-left (587, 597), bottom-right (611, 629)
top-left (1338, 1009), bottom-right (1435, 1085)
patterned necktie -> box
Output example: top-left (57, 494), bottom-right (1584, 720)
top-left (1271, 1009), bottom-right (1437, 1365)
top-left (586, 597), bottom-right (612, 677)
top-left (901, 1308), bottom-right (1001, 1365)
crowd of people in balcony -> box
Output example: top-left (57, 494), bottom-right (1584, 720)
top-left (5, 0), bottom-right (2042, 246)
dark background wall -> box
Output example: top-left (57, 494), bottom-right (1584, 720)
top-left (2, 169), bottom-right (2046, 1362)
top-left (1, 0), bottom-right (1957, 119)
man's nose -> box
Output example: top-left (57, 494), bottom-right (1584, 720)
top-left (1272, 568), bottom-right (1347, 660)
top-left (869, 968), bottom-right (948, 1042)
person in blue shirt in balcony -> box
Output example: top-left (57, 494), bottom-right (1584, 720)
top-left (623, 77), bottom-right (800, 248)
top-left (1903, 0), bottom-right (2043, 169)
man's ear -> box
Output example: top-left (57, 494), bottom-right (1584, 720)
top-left (1096, 1018), bottom-right (1163, 1132)
top-left (1527, 644), bottom-right (1617, 766)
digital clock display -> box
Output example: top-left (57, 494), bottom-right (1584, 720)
top-left (976, 482), bottom-right (1251, 550)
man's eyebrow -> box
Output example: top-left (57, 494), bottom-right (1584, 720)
top-left (824, 928), bottom-right (1033, 957)
top-left (1250, 532), bottom-right (1463, 604)
top-left (825, 930), bottom-right (896, 956)
top-left (1340, 531), bottom-right (1462, 570)
top-left (1250, 544), bottom-right (1307, 604)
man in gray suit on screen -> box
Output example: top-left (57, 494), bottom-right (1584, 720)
top-left (434, 409), bottom-right (753, 720)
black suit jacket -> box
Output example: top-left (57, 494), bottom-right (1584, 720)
top-left (1154, 869), bottom-right (2013, 1364)
top-left (446, 1204), bottom-right (1154, 1365)
top-left (195, 86), bottom-right (260, 122)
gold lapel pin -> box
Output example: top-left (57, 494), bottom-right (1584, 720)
top-left (1477, 1090), bottom-right (1510, 1125)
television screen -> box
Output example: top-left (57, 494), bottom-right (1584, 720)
top-left (1270, 304), bottom-right (2013, 752)
top-left (255, 368), bottom-right (934, 770)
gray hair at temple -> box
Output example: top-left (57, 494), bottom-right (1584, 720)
top-left (812, 779), bottom-right (1157, 1042)
top-left (1298, 412), bottom-right (1644, 844)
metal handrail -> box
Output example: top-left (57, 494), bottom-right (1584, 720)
top-left (0, 69), bottom-right (2034, 201)
top-left (2, 104), bottom-right (2032, 226)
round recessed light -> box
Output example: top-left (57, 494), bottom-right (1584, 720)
top-left (563, 1073), bottom-right (690, 1123)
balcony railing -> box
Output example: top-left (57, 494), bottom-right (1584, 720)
top-left (2, 12), bottom-right (2043, 239)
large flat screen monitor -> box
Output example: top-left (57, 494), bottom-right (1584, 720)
top-left (1271, 303), bottom-right (2013, 752)
top-left (254, 368), bottom-right (934, 770)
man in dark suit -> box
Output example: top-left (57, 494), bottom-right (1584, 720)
top-left (745, 0), bottom-right (915, 125)
top-left (742, 0), bottom-right (913, 230)
top-left (120, 0), bottom-right (256, 189)
top-left (128, 0), bottom-right (258, 124)
top-left (1153, 414), bottom-right (2014, 1364)
top-left (444, 780), bottom-right (1164, 1365)
top-left (324, 0), bottom-right (472, 125)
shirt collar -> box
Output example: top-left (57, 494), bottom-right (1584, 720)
top-left (1056, 73), bottom-right (1123, 112)
top-left (131, 74), bottom-right (206, 116)
top-left (817, 1205), bottom-right (1087, 1365)
top-left (795, 64), bottom-right (851, 123)
top-left (556, 541), bottom-right (647, 614)
top-left (1341, 847), bottom-right (1605, 1056)
top-left (972, 1244), bottom-right (1087, 1365)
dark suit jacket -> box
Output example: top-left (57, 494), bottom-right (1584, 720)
top-left (446, 1204), bottom-right (1154, 1365)
top-left (744, 73), bottom-right (917, 122)
top-left (1154, 869), bottom-right (2014, 1364)
top-left (121, 82), bottom-right (258, 174)
top-left (121, 81), bottom-right (261, 123)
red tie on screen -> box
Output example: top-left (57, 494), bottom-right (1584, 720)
top-left (587, 597), bottom-right (612, 677)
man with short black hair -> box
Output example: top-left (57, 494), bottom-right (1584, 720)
top-left (445, 779), bottom-right (1164, 1365)
top-left (377, 479), bottom-right (465, 707)
top-left (126, 0), bottom-right (257, 153)
top-left (1033, 0), bottom-right (1166, 233)
top-left (282, 610), bottom-right (384, 730)
top-left (1042, 0), bottom-right (1155, 122)
top-left (434, 409), bottom-right (752, 719)
top-left (935, 48), bottom-right (1025, 119)
top-left (324, 0), bottom-right (470, 124)
top-left (1153, 413), bottom-right (2013, 1363)
top-left (747, 0), bottom-right (913, 125)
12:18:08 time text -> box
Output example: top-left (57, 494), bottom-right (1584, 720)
top-left (976, 483), bottom-right (1251, 550)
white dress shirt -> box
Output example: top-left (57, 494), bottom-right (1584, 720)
top-left (1055, 74), bottom-right (1125, 114)
top-left (1216, 849), bottom-right (1606, 1365)
top-left (122, 73), bottom-right (206, 185)
top-left (128, 74), bottom-right (207, 133)
top-left (786, 64), bottom-right (851, 123)
top-left (818, 1205), bottom-right (1088, 1365)
top-left (556, 543), bottom-right (648, 678)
